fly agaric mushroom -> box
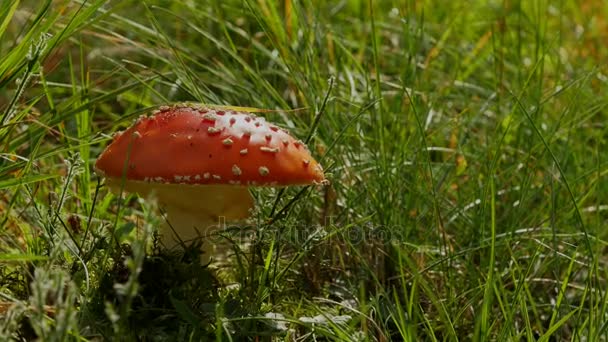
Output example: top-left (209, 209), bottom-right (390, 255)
top-left (95, 104), bottom-right (326, 262)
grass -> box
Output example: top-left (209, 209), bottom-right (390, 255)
top-left (1, 0), bottom-right (607, 340)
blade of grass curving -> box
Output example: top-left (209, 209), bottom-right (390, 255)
top-left (269, 78), bottom-right (334, 217)
top-left (538, 309), bottom-right (579, 342)
top-left (142, 3), bottom-right (204, 101)
top-left (404, 87), bottom-right (457, 338)
top-left (511, 92), bottom-right (591, 253)
top-left (0, 254), bottom-right (48, 262)
top-left (478, 178), bottom-right (496, 340)
top-left (0, 174), bottom-right (59, 189)
top-left (547, 251), bottom-right (576, 329)
top-left (0, 0), bottom-right (19, 42)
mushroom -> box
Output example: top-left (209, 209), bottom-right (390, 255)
top-left (95, 104), bottom-right (326, 262)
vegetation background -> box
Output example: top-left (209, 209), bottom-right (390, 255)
top-left (1, 0), bottom-right (607, 340)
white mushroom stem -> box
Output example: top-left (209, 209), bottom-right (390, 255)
top-left (158, 204), bottom-right (223, 264)
top-left (106, 179), bottom-right (253, 264)
top-left (159, 205), bottom-right (217, 247)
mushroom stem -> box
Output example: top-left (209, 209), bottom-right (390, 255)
top-left (159, 204), bottom-right (221, 264)
top-left (106, 179), bottom-right (253, 263)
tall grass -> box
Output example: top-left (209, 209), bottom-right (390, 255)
top-left (1, 0), bottom-right (607, 340)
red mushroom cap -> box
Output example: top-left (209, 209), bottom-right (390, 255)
top-left (95, 104), bottom-right (326, 186)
